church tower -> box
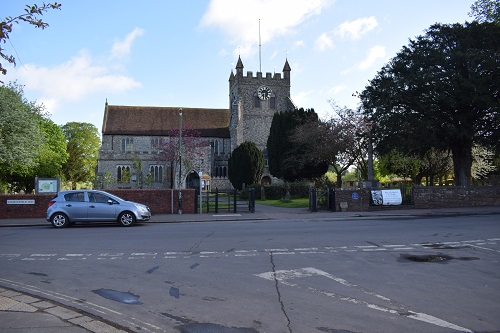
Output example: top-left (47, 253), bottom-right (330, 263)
top-left (228, 56), bottom-right (294, 153)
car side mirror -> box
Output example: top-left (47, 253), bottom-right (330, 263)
top-left (107, 199), bottom-right (114, 205)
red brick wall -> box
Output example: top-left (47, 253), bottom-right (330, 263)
top-left (0, 189), bottom-right (195, 219)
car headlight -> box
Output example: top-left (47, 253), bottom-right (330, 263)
top-left (135, 204), bottom-right (149, 214)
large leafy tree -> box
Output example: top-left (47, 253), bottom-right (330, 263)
top-left (61, 122), bottom-right (100, 189)
top-left (0, 83), bottom-right (43, 190)
top-left (267, 108), bottom-right (327, 181)
top-left (1, 2), bottom-right (61, 81)
top-left (290, 102), bottom-right (371, 187)
top-left (35, 116), bottom-right (68, 178)
top-left (228, 141), bottom-right (264, 190)
top-left (0, 83), bottom-right (67, 192)
top-left (469, 0), bottom-right (500, 23)
top-left (360, 22), bottom-right (500, 186)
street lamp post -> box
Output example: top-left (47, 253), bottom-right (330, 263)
top-left (178, 108), bottom-right (183, 214)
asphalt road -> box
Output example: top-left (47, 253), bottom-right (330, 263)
top-left (1, 214), bottom-right (499, 333)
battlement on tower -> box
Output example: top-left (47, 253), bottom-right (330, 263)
top-left (242, 71), bottom-right (282, 79)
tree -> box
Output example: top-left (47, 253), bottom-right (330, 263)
top-left (157, 126), bottom-right (207, 188)
top-left (35, 116), bottom-right (68, 178)
top-left (471, 144), bottom-right (497, 181)
top-left (469, 0), bottom-right (500, 23)
top-left (290, 102), bottom-right (371, 187)
top-left (1, 2), bottom-right (61, 81)
top-left (360, 22), bottom-right (500, 186)
top-left (0, 83), bottom-right (43, 191)
top-left (267, 108), bottom-right (327, 181)
top-left (228, 141), bottom-right (264, 190)
top-left (61, 122), bottom-right (100, 189)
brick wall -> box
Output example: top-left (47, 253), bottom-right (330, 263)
top-left (1, 194), bottom-right (54, 218)
top-left (333, 188), bottom-right (371, 212)
top-left (0, 189), bottom-right (195, 219)
top-left (413, 186), bottom-right (500, 208)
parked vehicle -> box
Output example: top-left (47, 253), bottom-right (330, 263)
top-left (46, 190), bottom-right (151, 228)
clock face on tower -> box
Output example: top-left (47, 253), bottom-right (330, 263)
top-left (257, 85), bottom-right (272, 100)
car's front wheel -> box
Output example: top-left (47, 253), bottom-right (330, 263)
top-left (118, 211), bottom-right (136, 227)
top-left (51, 213), bottom-right (69, 228)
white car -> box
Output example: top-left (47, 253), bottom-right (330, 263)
top-left (46, 190), bottom-right (151, 228)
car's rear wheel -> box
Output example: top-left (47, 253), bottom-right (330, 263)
top-left (51, 213), bottom-right (69, 228)
top-left (118, 211), bottom-right (136, 227)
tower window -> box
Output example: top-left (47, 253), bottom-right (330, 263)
top-left (270, 96), bottom-right (276, 109)
top-left (254, 94), bottom-right (261, 108)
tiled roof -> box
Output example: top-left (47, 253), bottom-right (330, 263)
top-left (102, 105), bottom-right (230, 138)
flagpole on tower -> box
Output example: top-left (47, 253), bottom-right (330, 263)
top-left (259, 19), bottom-right (262, 73)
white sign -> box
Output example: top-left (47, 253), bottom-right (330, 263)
top-left (382, 189), bottom-right (402, 205)
top-left (7, 200), bottom-right (35, 205)
top-left (371, 190), bottom-right (402, 206)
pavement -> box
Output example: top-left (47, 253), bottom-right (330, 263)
top-left (1, 204), bottom-right (499, 332)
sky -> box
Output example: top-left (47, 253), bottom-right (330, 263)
top-left (3, 0), bottom-right (474, 134)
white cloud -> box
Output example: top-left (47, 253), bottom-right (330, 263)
top-left (358, 45), bottom-right (386, 70)
top-left (335, 16), bottom-right (378, 40)
top-left (315, 32), bottom-right (334, 51)
top-left (291, 90), bottom-right (313, 108)
top-left (111, 27), bottom-right (144, 59)
top-left (12, 29), bottom-right (143, 115)
top-left (294, 40), bottom-right (305, 47)
top-left (200, 0), bottom-right (332, 57)
top-left (327, 84), bottom-right (346, 96)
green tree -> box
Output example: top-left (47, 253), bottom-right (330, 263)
top-left (267, 108), bottom-right (327, 181)
top-left (360, 22), bottom-right (500, 186)
top-left (0, 83), bottom-right (43, 191)
top-left (469, 0), bottom-right (500, 23)
top-left (35, 116), bottom-right (68, 178)
top-left (61, 122), bottom-right (100, 189)
top-left (228, 141), bottom-right (264, 190)
top-left (1, 2), bottom-right (61, 81)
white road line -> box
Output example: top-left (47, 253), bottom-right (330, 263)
top-left (294, 248), bottom-right (319, 251)
top-left (468, 244), bottom-right (500, 253)
top-left (255, 267), bottom-right (473, 333)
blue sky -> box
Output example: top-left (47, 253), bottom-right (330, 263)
top-left (4, 0), bottom-right (473, 133)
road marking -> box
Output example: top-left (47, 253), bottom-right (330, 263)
top-left (255, 267), bottom-right (473, 333)
top-left (1, 237), bottom-right (499, 262)
top-left (467, 244), bottom-right (500, 253)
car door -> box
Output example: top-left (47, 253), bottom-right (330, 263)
top-left (62, 192), bottom-right (87, 221)
top-left (87, 192), bottom-right (118, 221)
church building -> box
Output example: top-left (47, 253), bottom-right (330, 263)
top-left (96, 57), bottom-right (294, 190)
